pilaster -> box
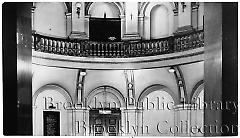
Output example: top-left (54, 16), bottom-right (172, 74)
top-left (70, 2), bottom-right (88, 40)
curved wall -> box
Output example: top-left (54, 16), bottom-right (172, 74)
top-left (150, 5), bottom-right (169, 38)
top-left (34, 2), bottom-right (67, 37)
top-left (33, 2), bottom-right (204, 40)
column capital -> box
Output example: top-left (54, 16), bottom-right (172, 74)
top-left (138, 14), bottom-right (144, 18)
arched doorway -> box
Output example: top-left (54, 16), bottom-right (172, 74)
top-left (86, 86), bottom-right (125, 136)
top-left (33, 85), bottom-right (73, 136)
top-left (88, 2), bottom-right (121, 41)
top-left (138, 85), bottom-right (177, 136)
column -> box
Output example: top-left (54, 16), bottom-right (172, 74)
top-left (67, 109), bottom-right (74, 136)
top-left (84, 15), bottom-right (90, 38)
top-left (173, 9), bottom-right (178, 33)
top-left (31, 4), bottom-right (36, 31)
top-left (66, 12), bottom-right (72, 36)
top-left (124, 107), bottom-right (138, 136)
top-left (138, 14), bottom-right (144, 38)
top-left (70, 2), bottom-right (88, 40)
top-left (191, 3), bottom-right (199, 29)
top-left (122, 2), bottom-right (141, 41)
top-left (204, 3), bottom-right (222, 136)
top-left (174, 104), bottom-right (192, 136)
top-left (75, 108), bottom-right (88, 136)
top-left (120, 108), bottom-right (126, 136)
top-left (76, 70), bottom-right (87, 105)
top-left (120, 15), bottom-right (125, 39)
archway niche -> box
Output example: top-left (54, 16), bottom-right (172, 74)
top-left (143, 2), bottom-right (174, 39)
top-left (86, 86), bottom-right (125, 109)
top-left (150, 5), bottom-right (169, 39)
top-left (33, 85), bottom-right (73, 136)
top-left (137, 85), bottom-right (176, 136)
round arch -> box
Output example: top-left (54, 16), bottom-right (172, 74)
top-left (139, 2), bottom-right (175, 16)
top-left (86, 85), bottom-right (126, 108)
top-left (86, 2), bottom-right (124, 17)
top-left (150, 5), bottom-right (169, 39)
top-left (34, 2), bottom-right (68, 13)
top-left (33, 84), bottom-right (73, 106)
top-left (142, 2), bottom-right (174, 39)
top-left (191, 80), bottom-right (204, 103)
top-left (137, 84), bottom-right (179, 105)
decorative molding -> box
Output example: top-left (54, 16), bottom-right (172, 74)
top-left (76, 69), bottom-right (87, 106)
top-left (33, 84), bottom-right (73, 106)
top-left (170, 66), bottom-right (188, 103)
top-left (124, 70), bottom-right (135, 105)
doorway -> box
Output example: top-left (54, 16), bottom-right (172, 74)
top-left (89, 18), bottom-right (121, 42)
top-left (89, 108), bottom-right (121, 136)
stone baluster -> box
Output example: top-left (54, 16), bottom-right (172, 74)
top-left (101, 44), bottom-right (104, 57)
top-left (196, 32), bottom-right (201, 47)
top-left (104, 43), bottom-right (108, 57)
top-left (52, 40), bottom-right (56, 53)
top-left (56, 41), bottom-right (61, 54)
top-left (117, 43), bottom-right (120, 57)
top-left (150, 42), bottom-right (153, 55)
top-left (112, 43), bottom-right (116, 57)
top-left (48, 39), bottom-right (52, 53)
top-left (193, 34), bottom-right (197, 48)
top-left (70, 42), bottom-right (74, 55)
top-left (68, 42), bottom-right (72, 55)
top-left (64, 42), bottom-right (68, 55)
top-left (109, 43), bottom-right (112, 57)
top-left (44, 38), bottom-right (49, 52)
top-left (40, 38), bottom-right (44, 52)
top-left (97, 43), bottom-right (101, 57)
top-left (76, 43), bottom-right (80, 56)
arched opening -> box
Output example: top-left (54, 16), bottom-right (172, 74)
top-left (143, 2), bottom-right (174, 39)
top-left (138, 85), bottom-right (176, 136)
top-left (33, 85), bottom-right (73, 136)
top-left (150, 5), bottom-right (169, 39)
top-left (89, 2), bottom-right (121, 41)
top-left (86, 86), bottom-right (125, 136)
top-left (190, 83), bottom-right (204, 136)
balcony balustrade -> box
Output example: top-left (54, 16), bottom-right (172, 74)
top-left (32, 30), bottom-right (204, 58)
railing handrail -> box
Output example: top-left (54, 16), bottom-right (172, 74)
top-left (32, 30), bottom-right (204, 58)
